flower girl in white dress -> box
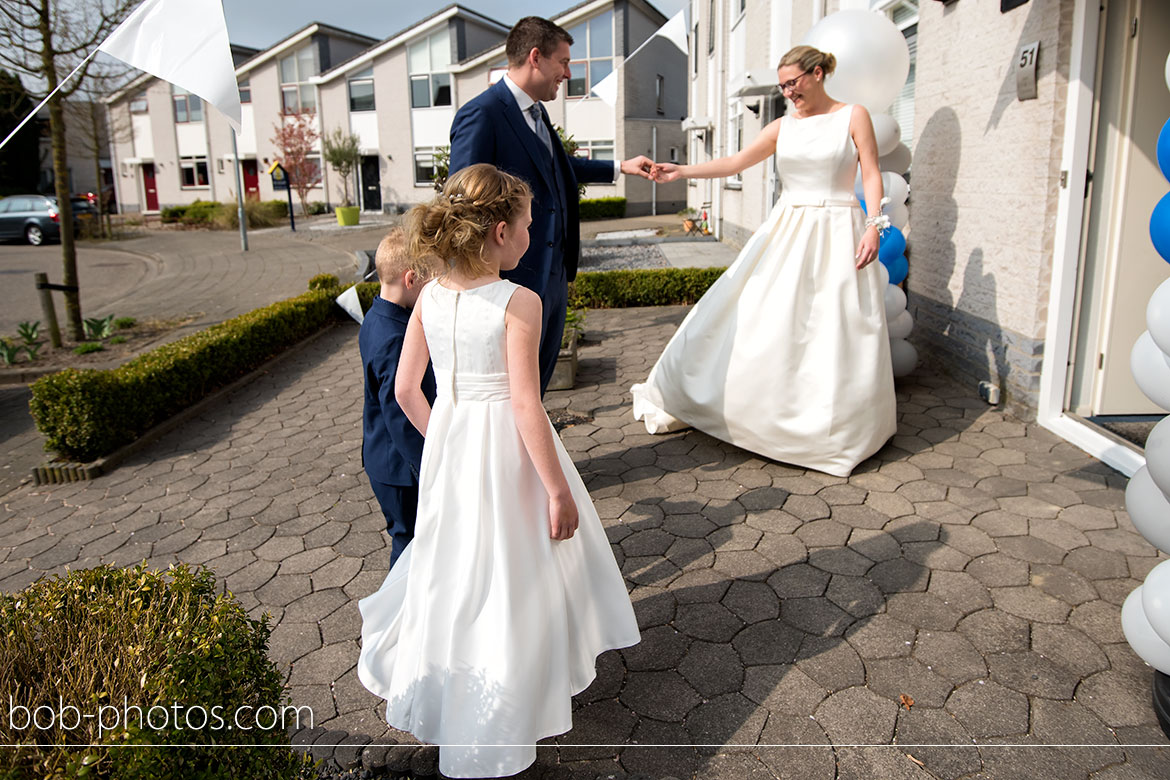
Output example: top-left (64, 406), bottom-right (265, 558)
top-left (357, 163), bottom-right (640, 779)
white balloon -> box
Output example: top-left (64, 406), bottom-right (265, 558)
top-left (879, 143), bottom-right (912, 174)
top-left (1131, 331), bottom-right (1170, 411)
top-left (883, 283), bottom-right (907, 322)
top-left (1148, 277), bottom-right (1170, 357)
top-left (890, 338), bottom-right (917, 378)
top-left (1145, 416), bottom-right (1170, 497)
top-left (878, 261), bottom-right (890, 287)
top-left (882, 172), bottom-right (909, 206)
top-left (870, 114), bottom-right (902, 157)
top-left (1126, 466), bottom-right (1170, 555)
top-left (1165, 51), bottom-right (1170, 93)
top-left (888, 202), bottom-right (909, 230)
top-left (888, 309), bottom-right (913, 339)
top-left (1142, 560), bottom-right (1170, 647)
top-left (1122, 587), bottom-right (1170, 674)
top-left (802, 10), bottom-right (911, 114)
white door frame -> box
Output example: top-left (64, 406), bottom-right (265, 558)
top-left (1037, 0), bottom-right (1145, 477)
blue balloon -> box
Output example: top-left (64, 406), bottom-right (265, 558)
top-left (859, 198), bottom-right (867, 214)
top-left (878, 226), bottom-right (906, 265)
top-left (1152, 192), bottom-right (1170, 264)
top-left (885, 254), bottom-right (908, 285)
top-left (1159, 118), bottom-right (1170, 184)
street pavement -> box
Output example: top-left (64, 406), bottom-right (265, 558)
top-left (1, 300), bottom-right (1168, 779)
top-left (0, 224), bottom-right (374, 498)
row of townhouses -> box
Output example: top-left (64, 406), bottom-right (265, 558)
top-left (688, 0), bottom-right (1167, 474)
top-left (104, 0), bottom-right (1167, 473)
top-left (104, 0), bottom-right (687, 218)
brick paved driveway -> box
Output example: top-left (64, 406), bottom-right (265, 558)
top-left (1, 306), bottom-right (1168, 779)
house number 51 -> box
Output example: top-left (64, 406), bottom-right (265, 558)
top-left (1017, 41), bottom-right (1039, 101)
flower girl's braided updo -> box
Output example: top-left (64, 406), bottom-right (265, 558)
top-left (406, 163), bottom-right (533, 279)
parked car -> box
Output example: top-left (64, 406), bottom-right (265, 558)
top-left (0, 194), bottom-right (88, 245)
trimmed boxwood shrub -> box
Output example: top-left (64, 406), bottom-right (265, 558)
top-left (30, 286), bottom-right (341, 462)
top-left (578, 196), bottom-right (626, 221)
top-left (159, 205), bottom-right (188, 224)
top-left (0, 563), bottom-right (310, 779)
top-left (264, 199), bottom-right (289, 218)
top-left (568, 267), bottom-right (726, 309)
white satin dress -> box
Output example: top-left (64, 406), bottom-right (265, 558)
top-left (358, 279), bottom-right (640, 779)
top-left (631, 106), bottom-right (896, 477)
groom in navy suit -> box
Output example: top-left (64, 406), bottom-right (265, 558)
top-left (449, 16), bottom-right (653, 395)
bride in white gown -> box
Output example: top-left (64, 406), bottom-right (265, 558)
top-left (632, 45), bottom-right (897, 477)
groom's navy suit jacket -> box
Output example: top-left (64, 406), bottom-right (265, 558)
top-left (449, 77), bottom-right (614, 293)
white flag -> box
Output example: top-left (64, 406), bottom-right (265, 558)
top-left (588, 10), bottom-right (687, 107)
top-left (99, 0), bottom-right (241, 132)
top-left (655, 11), bottom-right (688, 54)
top-left (590, 70), bottom-right (618, 106)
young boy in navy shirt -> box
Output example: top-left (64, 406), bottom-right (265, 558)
top-left (359, 228), bottom-right (438, 566)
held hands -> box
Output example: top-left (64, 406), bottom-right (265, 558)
top-left (620, 155), bottom-right (655, 179)
top-left (649, 163), bottom-right (682, 183)
top-left (855, 225), bottom-right (880, 270)
top-left (620, 159), bottom-right (685, 183)
top-left (548, 490), bottom-right (579, 541)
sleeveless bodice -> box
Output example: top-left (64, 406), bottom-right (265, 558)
top-left (775, 105), bottom-right (858, 204)
top-left (420, 278), bottom-right (517, 403)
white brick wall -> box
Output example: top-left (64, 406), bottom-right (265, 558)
top-left (910, 0), bottom-right (1070, 344)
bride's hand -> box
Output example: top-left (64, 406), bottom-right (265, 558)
top-left (652, 163), bottom-right (682, 183)
top-left (856, 226), bottom-right (880, 270)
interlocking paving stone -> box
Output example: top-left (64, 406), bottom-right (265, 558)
top-left (2, 305), bottom-right (1167, 777)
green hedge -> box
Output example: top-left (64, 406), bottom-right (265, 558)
top-left (353, 269), bottom-right (726, 311)
top-left (0, 563), bottom-right (309, 779)
top-left (30, 286), bottom-right (341, 462)
top-left (264, 199), bottom-right (289, 218)
top-left (579, 197), bottom-right (626, 221)
top-left (569, 267), bottom-right (726, 308)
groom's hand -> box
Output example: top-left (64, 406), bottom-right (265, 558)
top-left (620, 155), bottom-right (655, 179)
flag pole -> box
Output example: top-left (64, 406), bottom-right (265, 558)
top-left (0, 48), bottom-right (98, 152)
top-left (231, 130), bottom-right (248, 251)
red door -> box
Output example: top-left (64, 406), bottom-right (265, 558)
top-left (142, 164), bottom-right (158, 211)
top-left (242, 160), bottom-right (259, 200)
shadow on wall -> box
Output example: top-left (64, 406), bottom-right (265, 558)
top-left (985, 0), bottom-right (1062, 132)
top-left (909, 107), bottom-right (1015, 413)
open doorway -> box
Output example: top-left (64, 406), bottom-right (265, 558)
top-left (1066, 0), bottom-right (1169, 448)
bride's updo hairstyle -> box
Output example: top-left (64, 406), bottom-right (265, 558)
top-left (406, 163), bottom-right (532, 278)
top-left (778, 45), bottom-right (836, 77)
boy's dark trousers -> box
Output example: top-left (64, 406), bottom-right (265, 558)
top-left (369, 480), bottom-right (418, 568)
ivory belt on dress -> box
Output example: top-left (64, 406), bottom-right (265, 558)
top-left (435, 371), bottom-right (511, 403)
top-left (778, 197), bottom-right (859, 209)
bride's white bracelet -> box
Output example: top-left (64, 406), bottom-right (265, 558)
top-left (865, 196), bottom-right (891, 230)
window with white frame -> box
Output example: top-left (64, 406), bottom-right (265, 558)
top-left (129, 92), bottom-right (147, 113)
top-left (414, 146), bottom-right (442, 185)
top-left (573, 139), bottom-right (615, 160)
top-left (172, 86), bottom-right (203, 123)
top-left (409, 30), bottom-right (452, 108)
top-left (878, 0), bottom-right (917, 150)
top-left (238, 78), bottom-right (251, 104)
top-left (348, 66), bottom-right (375, 111)
top-left (279, 44), bottom-right (319, 114)
top-left (566, 10), bottom-right (614, 99)
top-left (727, 105), bottom-right (743, 184)
top-left (179, 156), bottom-right (209, 188)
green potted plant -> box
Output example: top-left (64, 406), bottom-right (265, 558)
top-left (322, 127), bottom-right (362, 226)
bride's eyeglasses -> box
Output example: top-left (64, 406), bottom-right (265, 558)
top-left (779, 70), bottom-right (811, 94)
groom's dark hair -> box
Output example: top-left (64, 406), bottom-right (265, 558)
top-left (506, 17), bottom-right (573, 66)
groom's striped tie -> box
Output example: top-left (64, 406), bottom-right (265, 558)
top-left (527, 103), bottom-right (555, 159)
